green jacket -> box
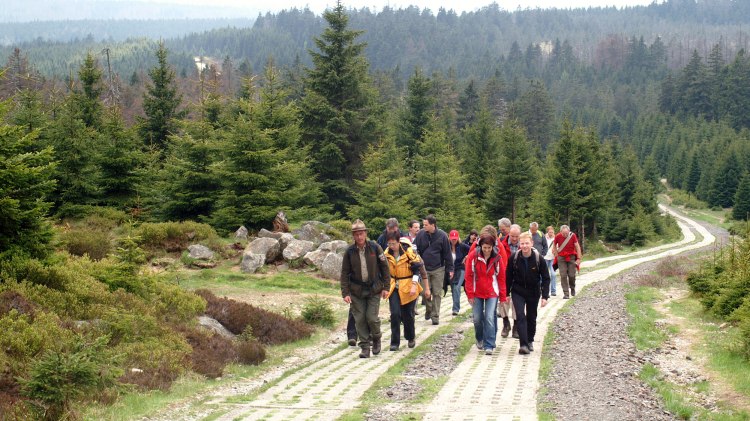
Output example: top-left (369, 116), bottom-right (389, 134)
top-left (340, 240), bottom-right (390, 298)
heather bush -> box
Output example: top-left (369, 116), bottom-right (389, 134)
top-left (116, 336), bottom-right (191, 390)
top-left (180, 327), bottom-right (237, 378)
top-left (195, 289), bottom-right (314, 345)
top-left (60, 227), bottom-right (113, 261)
top-left (0, 291), bottom-right (36, 317)
top-left (655, 257), bottom-right (688, 278)
top-left (301, 296), bottom-right (335, 327)
top-left (236, 338), bottom-right (266, 365)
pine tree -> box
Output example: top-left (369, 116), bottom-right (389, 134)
top-left (685, 151), bottom-right (702, 193)
top-left (733, 172), bottom-right (750, 221)
top-left (73, 53), bottom-right (104, 129)
top-left (299, 0), bottom-right (381, 212)
top-left (457, 79), bottom-right (480, 130)
top-left (398, 67), bottom-right (433, 161)
top-left (139, 42), bottom-right (185, 153)
top-left (99, 108), bottom-right (144, 208)
top-left (542, 121), bottom-right (583, 225)
top-left (0, 98), bottom-right (56, 259)
top-left (710, 150), bottom-right (742, 208)
top-left (481, 70), bottom-right (508, 125)
top-left (511, 79), bottom-right (555, 150)
top-left (413, 123), bottom-right (483, 231)
top-left (459, 106), bottom-right (500, 203)
top-left (348, 138), bottom-right (416, 232)
top-left (12, 88), bottom-right (47, 134)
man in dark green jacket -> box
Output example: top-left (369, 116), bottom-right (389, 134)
top-left (341, 219), bottom-right (390, 358)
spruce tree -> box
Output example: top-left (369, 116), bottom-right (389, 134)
top-left (99, 109), bottom-right (144, 208)
top-left (733, 172), bottom-right (750, 221)
top-left (457, 79), bottom-right (480, 130)
top-left (73, 53), bottom-right (104, 129)
top-left (485, 121), bottom-right (536, 222)
top-left (460, 106), bottom-right (500, 203)
top-left (0, 98), bottom-right (56, 259)
top-left (511, 79), bottom-right (555, 150)
top-left (139, 42), bottom-right (185, 153)
top-left (542, 121), bottom-right (583, 225)
top-left (348, 138), bottom-right (416, 232)
top-left (710, 150), bottom-right (742, 208)
top-left (398, 67), bottom-right (433, 161)
top-left (413, 123), bottom-right (483, 231)
top-left (299, 0), bottom-right (381, 212)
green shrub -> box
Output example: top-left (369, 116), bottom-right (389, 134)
top-left (0, 310), bottom-right (72, 363)
top-left (301, 296), bottom-right (335, 327)
top-left (236, 338), bottom-right (266, 365)
top-left (116, 336), bottom-right (191, 391)
top-left (134, 221), bottom-right (220, 253)
top-left (195, 289), bottom-right (314, 345)
top-left (325, 219), bottom-right (352, 241)
top-left (668, 189), bottom-right (709, 209)
top-left (20, 335), bottom-right (120, 421)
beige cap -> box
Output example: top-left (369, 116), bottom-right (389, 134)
top-left (351, 219), bottom-right (368, 232)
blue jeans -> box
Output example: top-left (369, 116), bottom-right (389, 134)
top-left (472, 297), bottom-right (498, 350)
top-left (546, 259), bottom-right (557, 295)
top-left (451, 268), bottom-right (465, 313)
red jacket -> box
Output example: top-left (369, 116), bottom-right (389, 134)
top-left (464, 247), bottom-right (507, 302)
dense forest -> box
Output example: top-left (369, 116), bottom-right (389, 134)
top-left (2, 0), bottom-right (750, 418)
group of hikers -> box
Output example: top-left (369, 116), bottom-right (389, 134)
top-left (340, 215), bottom-right (583, 358)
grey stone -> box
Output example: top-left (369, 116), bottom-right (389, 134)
top-left (235, 225), bottom-right (249, 240)
top-left (293, 221), bottom-right (332, 246)
top-left (197, 315), bottom-right (236, 339)
top-left (240, 252), bottom-right (265, 273)
top-left (246, 237), bottom-right (281, 263)
top-left (318, 240), bottom-right (348, 253)
top-left (320, 252), bottom-right (344, 280)
top-left (303, 249), bottom-right (329, 268)
top-left (258, 228), bottom-right (282, 240)
top-left (278, 233), bottom-right (295, 253)
top-left (283, 239), bottom-right (315, 261)
top-left (188, 244), bottom-right (214, 260)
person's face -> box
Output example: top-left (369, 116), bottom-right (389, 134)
top-left (387, 240), bottom-right (400, 253)
top-left (481, 243), bottom-right (493, 256)
top-left (450, 238), bottom-right (458, 246)
top-left (387, 225), bottom-right (399, 234)
top-left (353, 230), bottom-right (367, 247)
top-left (561, 226), bottom-right (570, 236)
top-left (409, 222), bottom-right (420, 235)
top-left (423, 219), bottom-right (435, 234)
top-left (469, 233), bottom-right (477, 243)
top-left (547, 227), bottom-right (554, 237)
top-left (500, 225), bottom-right (510, 236)
top-left (509, 230), bottom-right (520, 244)
top-left (520, 237), bottom-right (533, 254)
top-left (530, 225), bottom-right (538, 234)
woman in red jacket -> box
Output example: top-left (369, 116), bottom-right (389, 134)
top-left (464, 225), bottom-right (507, 355)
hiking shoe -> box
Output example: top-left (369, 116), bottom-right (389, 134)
top-left (485, 348), bottom-right (493, 356)
top-left (432, 319), bottom-right (439, 325)
top-left (408, 340), bottom-right (415, 348)
top-left (571, 287), bottom-right (576, 296)
top-left (389, 345), bottom-right (398, 351)
top-left (452, 311), bottom-right (458, 316)
top-left (512, 324), bottom-right (519, 339)
top-left (372, 337), bottom-right (382, 355)
top-left (551, 292), bottom-right (557, 296)
top-left (563, 295), bottom-right (570, 299)
top-left (501, 324), bottom-right (511, 338)
top-left (359, 348), bottom-right (371, 358)
top-left (476, 341), bottom-right (483, 350)
top-left (347, 338), bottom-right (357, 347)
top-left (528, 343), bottom-right (534, 352)
top-left (519, 346), bottom-right (530, 355)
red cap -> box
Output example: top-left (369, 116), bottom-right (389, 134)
top-left (449, 229), bottom-right (459, 240)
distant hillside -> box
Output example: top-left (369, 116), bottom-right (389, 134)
top-left (0, 0), bottom-right (261, 22)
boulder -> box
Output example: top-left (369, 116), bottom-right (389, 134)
top-left (246, 237), bottom-right (281, 263)
top-left (197, 315), bottom-right (235, 339)
top-left (293, 221), bottom-right (332, 246)
top-left (283, 239), bottom-right (315, 261)
top-left (320, 252), bottom-right (344, 280)
top-left (303, 249), bottom-right (329, 268)
top-left (278, 233), bottom-right (295, 252)
top-left (318, 240), bottom-right (348, 253)
top-left (240, 252), bottom-right (265, 273)
top-left (188, 244), bottom-right (214, 260)
top-left (235, 225), bottom-right (249, 240)
top-left (258, 228), bottom-right (282, 240)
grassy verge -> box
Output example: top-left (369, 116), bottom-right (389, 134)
top-left (172, 266), bottom-right (339, 297)
top-left (625, 286), bottom-right (673, 350)
top-left (537, 329), bottom-right (557, 421)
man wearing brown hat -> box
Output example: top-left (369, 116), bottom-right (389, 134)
top-left (341, 219), bottom-right (391, 358)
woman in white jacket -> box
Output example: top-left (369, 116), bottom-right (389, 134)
top-left (544, 226), bottom-right (557, 296)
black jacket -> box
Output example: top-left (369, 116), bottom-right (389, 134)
top-left (340, 240), bottom-right (390, 298)
top-left (414, 228), bottom-right (454, 273)
top-left (506, 249), bottom-right (550, 299)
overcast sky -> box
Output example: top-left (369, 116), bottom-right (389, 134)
top-left (166, 0), bottom-right (656, 14)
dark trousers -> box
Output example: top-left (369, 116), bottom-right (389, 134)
top-left (347, 307), bottom-right (357, 340)
top-left (511, 288), bottom-right (540, 348)
top-left (389, 292), bottom-right (417, 347)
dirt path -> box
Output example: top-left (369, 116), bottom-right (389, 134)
top-left (143, 206), bottom-right (716, 421)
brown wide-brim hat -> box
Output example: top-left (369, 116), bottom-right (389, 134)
top-left (351, 219), bottom-right (368, 232)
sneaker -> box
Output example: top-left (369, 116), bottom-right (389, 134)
top-left (389, 345), bottom-right (398, 351)
top-left (408, 340), bottom-right (415, 348)
top-left (485, 348), bottom-right (493, 356)
top-left (359, 348), bottom-right (371, 358)
top-left (519, 346), bottom-right (530, 355)
top-left (431, 318), bottom-right (439, 325)
top-left (528, 343), bottom-right (534, 352)
top-left (347, 338), bottom-right (357, 347)
top-left (452, 311), bottom-right (458, 316)
top-left (476, 341), bottom-right (483, 350)
top-left (551, 292), bottom-right (557, 296)
top-left (414, 309), bottom-right (419, 315)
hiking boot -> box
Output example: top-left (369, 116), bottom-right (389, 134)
top-left (528, 342), bottom-right (534, 352)
top-left (408, 340), bottom-right (416, 348)
top-left (551, 292), bottom-right (557, 296)
top-left (476, 340), bottom-right (483, 350)
top-left (359, 347), bottom-right (370, 358)
top-left (563, 295), bottom-right (570, 299)
top-left (571, 287), bottom-right (576, 296)
top-left (501, 318), bottom-right (511, 338)
top-left (452, 311), bottom-right (458, 316)
top-left (512, 323), bottom-right (519, 339)
top-left (372, 336), bottom-right (382, 355)
top-left (389, 345), bottom-right (398, 351)
top-left (519, 346), bottom-right (530, 355)
top-left (485, 348), bottom-right (493, 356)
top-left (431, 318), bottom-right (439, 325)
top-left (347, 338), bottom-right (357, 347)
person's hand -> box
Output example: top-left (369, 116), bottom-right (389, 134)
top-left (381, 290), bottom-right (389, 299)
top-left (468, 297), bottom-right (474, 305)
top-left (449, 271), bottom-right (454, 280)
top-left (424, 289), bottom-right (431, 300)
top-left (541, 298), bottom-right (548, 308)
top-left (344, 296), bottom-right (351, 304)
top-left (410, 284), bottom-right (418, 296)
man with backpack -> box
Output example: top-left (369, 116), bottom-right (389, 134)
top-left (415, 214), bottom-right (453, 325)
top-left (506, 231), bottom-right (550, 355)
top-left (340, 219), bottom-right (390, 358)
